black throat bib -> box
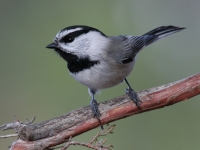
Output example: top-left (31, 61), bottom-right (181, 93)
top-left (54, 48), bottom-right (99, 74)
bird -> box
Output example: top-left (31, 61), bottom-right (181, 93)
top-left (46, 25), bottom-right (185, 128)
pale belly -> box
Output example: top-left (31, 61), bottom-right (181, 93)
top-left (71, 61), bottom-right (134, 90)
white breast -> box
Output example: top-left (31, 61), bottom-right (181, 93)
top-left (71, 60), bottom-right (135, 90)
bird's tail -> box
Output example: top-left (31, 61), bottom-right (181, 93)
top-left (143, 26), bottom-right (185, 46)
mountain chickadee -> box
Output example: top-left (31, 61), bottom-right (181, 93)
top-left (46, 25), bottom-right (185, 127)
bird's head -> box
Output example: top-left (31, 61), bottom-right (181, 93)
top-left (46, 25), bottom-right (109, 62)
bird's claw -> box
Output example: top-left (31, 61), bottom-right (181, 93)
top-left (126, 88), bottom-right (141, 108)
top-left (90, 99), bottom-right (104, 130)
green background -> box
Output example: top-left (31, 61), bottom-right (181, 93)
top-left (0, 1), bottom-right (200, 149)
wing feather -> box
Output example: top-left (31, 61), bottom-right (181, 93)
top-left (114, 26), bottom-right (185, 64)
top-left (118, 35), bottom-right (147, 64)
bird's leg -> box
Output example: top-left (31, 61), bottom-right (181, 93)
top-left (124, 78), bottom-right (141, 107)
top-left (89, 89), bottom-right (103, 130)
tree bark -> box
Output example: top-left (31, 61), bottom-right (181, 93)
top-left (2, 73), bottom-right (200, 150)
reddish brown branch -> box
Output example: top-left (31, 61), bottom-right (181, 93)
top-left (2, 73), bottom-right (200, 150)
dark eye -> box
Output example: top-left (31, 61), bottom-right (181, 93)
top-left (61, 36), bottom-right (74, 43)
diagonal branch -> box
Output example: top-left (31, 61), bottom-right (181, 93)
top-left (1, 73), bottom-right (200, 150)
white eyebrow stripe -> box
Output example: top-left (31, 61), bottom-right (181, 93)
top-left (55, 27), bottom-right (83, 41)
top-left (66, 28), bottom-right (83, 34)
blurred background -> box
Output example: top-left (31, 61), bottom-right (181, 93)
top-left (0, 0), bottom-right (200, 149)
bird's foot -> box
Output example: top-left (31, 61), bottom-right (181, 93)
top-left (90, 99), bottom-right (104, 130)
top-left (126, 87), bottom-right (141, 108)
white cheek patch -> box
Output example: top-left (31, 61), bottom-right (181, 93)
top-left (77, 38), bottom-right (90, 50)
top-left (60, 36), bottom-right (90, 55)
top-left (85, 32), bottom-right (109, 58)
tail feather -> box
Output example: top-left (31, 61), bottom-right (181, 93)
top-left (143, 26), bottom-right (185, 46)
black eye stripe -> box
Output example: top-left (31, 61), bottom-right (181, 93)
top-left (60, 30), bottom-right (91, 43)
top-left (67, 30), bottom-right (91, 39)
top-left (60, 30), bottom-right (96, 43)
top-left (60, 36), bottom-right (74, 43)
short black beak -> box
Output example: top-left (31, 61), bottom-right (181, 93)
top-left (46, 43), bottom-right (57, 49)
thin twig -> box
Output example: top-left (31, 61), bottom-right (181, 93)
top-left (0, 134), bottom-right (18, 138)
top-left (25, 116), bottom-right (36, 125)
top-left (61, 125), bottom-right (115, 150)
top-left (90, 124), bottom-right (115, 144)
